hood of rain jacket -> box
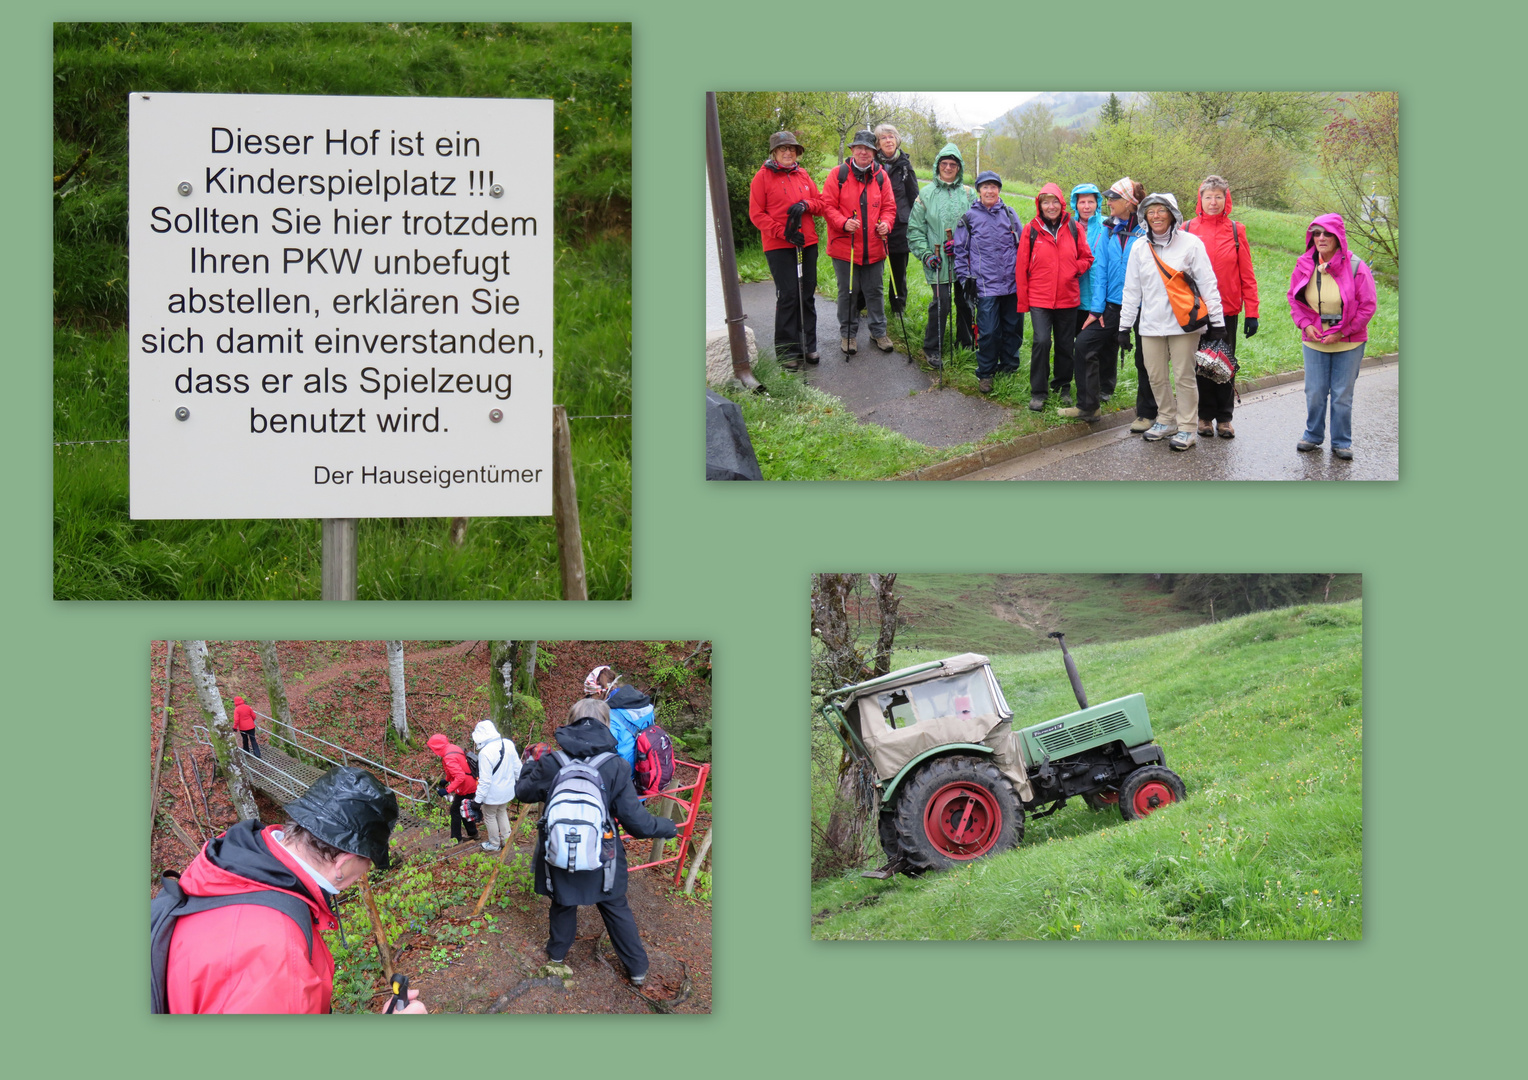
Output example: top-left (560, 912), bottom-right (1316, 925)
top-left (1015, 183), bottom-right (1093, 311)
top-left (906, 143), bottom-right (974, 284)
top-left (606, 686), bottom-right (655, 769)
top-left (428, 734), bottom-right (478, 795)
top-left (1286, 213), bottom-right (1377, 344)
top-left (1183, 186), bottom-right (1259, 317)
top-left (471, 719), bottom-right (520, 804)
top-left (233, 697), bottom-right (256, 731)
top-left (166, 821), bottom-right (336, 1013)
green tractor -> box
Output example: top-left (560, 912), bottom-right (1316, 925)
top-left (820, 633), bottom-right (1185, 874)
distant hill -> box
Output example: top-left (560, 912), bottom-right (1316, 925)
top-left (987, 91), bottom-right (1140, 132)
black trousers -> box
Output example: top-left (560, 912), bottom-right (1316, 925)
top-left (886, 251), bottom-right (910, 314)
top-left (238, 729), bottom-right (262, 759)
top-left (450, 794), bottom-right (478, 841)
top-left (1029, 307), bottom-right (1076, 397)
top-left (764, 244), bottom-right (818, 361)
top-left (1196, 313), bottom-right (1241, 422)
top-left (547, 894), bottom-right (649, 976)
top-left (922, 281), bottom-right (973, 356)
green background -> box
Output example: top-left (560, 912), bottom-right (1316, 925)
top-left (11, 0), bottom-right (1517, 1075)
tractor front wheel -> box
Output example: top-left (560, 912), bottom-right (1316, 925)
top-left (893, 756), bottom-right (1022, 873)
top-left (1118, 766), bottom-right (1186, 821)
top-left (1082, 789), bottom-right (1119, 810)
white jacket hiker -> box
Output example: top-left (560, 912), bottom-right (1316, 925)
top-left (1119, 193), bottom-right (1223, 338)
top-left (472, 719), bottom-right (521, 850)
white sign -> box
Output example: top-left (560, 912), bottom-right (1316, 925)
top-left (129, 93), bottom-right (553, 519)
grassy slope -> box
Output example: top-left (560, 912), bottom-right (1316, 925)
top-left (812, 601), bottom-right (1364, 940)
top-left (725, 170), bottom-right (1398, 480)
top-left (53, 22), bottom-right (632, 599)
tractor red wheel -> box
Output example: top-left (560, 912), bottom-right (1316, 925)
top-left (1118, 766), bottom-right (1187, 821)
top-left (1083, 789), bottom-right (1119, 810)
top-left (923, 781), bottom-right (1003, 859)
top-left (891, 756), bottom-right (1022, 872)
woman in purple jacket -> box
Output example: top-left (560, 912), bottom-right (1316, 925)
top-left (1287, 213), bottom-right (1377, 460)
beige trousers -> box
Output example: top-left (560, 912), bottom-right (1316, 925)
top-left (1140, 332), bottom-right (1201, 433)
top-left (481, 802), bottom-right (511, 845)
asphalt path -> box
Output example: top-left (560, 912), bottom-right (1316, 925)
top-left (963, 360), bottom-right (1399, 481)
top-left (739, 278), bottom-right (1010, 448)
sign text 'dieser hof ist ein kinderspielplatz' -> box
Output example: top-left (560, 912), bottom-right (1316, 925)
top-left (129, 93), bottom-right (553, 519)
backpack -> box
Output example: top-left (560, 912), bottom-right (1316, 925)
top-left (542, 750), bottom-right (618, 892)
top-left (1148, 244), bottom-right (1211, 332)
top-left (149, 870), bottom-right (313, 1014)
top-left (633, 724), bottom-right (676, 796)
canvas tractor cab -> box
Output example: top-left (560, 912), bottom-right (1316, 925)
top-left (821, 634), bottom-right (1186, 874)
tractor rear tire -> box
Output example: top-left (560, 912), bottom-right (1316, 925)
top-left (1118, 765), bottom-right (1186, 821)
top-left (877, 812), bottom-right (905, 868)
top-left (1082, 789), bottom-right (1119, 811)
top-left (892, 756), bottom-right (1022, 873)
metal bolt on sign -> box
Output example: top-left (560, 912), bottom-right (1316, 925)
top-left (177, 181), bottom-right (192, 196)
top-left (175, 407), bottom-right (189, 421)
top-left (489, 409), bottom-right (503, 423)
top-left (490, 184), bottom-right (504, 198)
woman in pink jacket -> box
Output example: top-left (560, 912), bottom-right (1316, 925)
top-left (1287, 213), bottom-right (1377, 460)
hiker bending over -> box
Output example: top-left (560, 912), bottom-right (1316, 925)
top-left (516, 697), bottom-right (677, 987)
top-left (427, 732), bottom-right (479, 844)
top-left (153, 766), bottom-right (426, 1013)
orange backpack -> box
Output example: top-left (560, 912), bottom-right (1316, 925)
top-left (1148, 245), bottom-right (1210, 332)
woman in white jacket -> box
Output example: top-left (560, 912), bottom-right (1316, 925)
top-left (471, 719), bottom-right (521, 852)
top-left (1118, 193), bottom-right (1225, 451)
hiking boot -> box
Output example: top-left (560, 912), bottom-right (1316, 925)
top-left (782, 357), bottom-right (802, 372)
top-left (629, 970), bottom-right (648, 988)
top-left (1100, 393), bottom-right (1113, 404)
top-left (1143, 422), bottom-right (1174, 442)
top-left (978, 378), bottom-right (993, 394)
top-left (1058, 406), bottom-right (1082, 418)
top-left (480, 841), bottom-right (501, 852)
top-left (1333, 446), bottom-right (1353, 460)
top-left (1198, 421), bottom-right (1214, 437)
top-left (806, 351), bottom-right (820, 364)
top-left (1217, 422), bottom-right (1235, 438)
top-left (1296, 439), bottom-right (1319, 452)
top-left (875, 335), bottom-right (894, 352)
top-left (841, 337), bottom-right (855, 355)
top-left (1060, 391), bottom-right (1073, 407)
top-left (1129, 416), bottom-right (1156, 433)
top-left (1169, 430), bottom-right (1196, 451)
top-left (1029, 396), bottom-right (1046, 412)
top-left (925, 353), bottom-right (944, 371)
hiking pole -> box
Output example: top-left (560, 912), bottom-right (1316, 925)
top-left (845, 212), bottom-right (857, 361)
top-left (935, 245), bottom-right (947, 387)
top-left (945, 228), bottom-right (957, 379)
top-left (795, 242), bottom-right (810, 368)
top-left (384, 973), bottom-right (410, 1014)
top-left (892, 267), bottom-right (911, 362)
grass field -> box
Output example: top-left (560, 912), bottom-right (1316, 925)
top-left (810, 601), bottom-right (1364, 940)
top-left (53, 22), bottom-right (632, 599)
top-left (723, 162), bottom-right (1398, 481)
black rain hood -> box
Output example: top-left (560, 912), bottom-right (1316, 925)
top-left (605, 685), bottom-right (652, 710)
top-left (553, 716), bottom-right (619, 759)
top-left (283, 766), bottom-right (399, 869)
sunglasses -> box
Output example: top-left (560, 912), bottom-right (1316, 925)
top-left (1310, 229), bottom-right (1332, 238)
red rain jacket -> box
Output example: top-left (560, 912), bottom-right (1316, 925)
top-left (1015, 183), bottom-right (1093, 311)
top-left (232, 696), bottom-right (256, 732)
top-left (1183, 188), bottom-right (1259, 318)
top-left (749, 161), bottom-right (823, 252)
top-left (428, 733), bottom-right (478, 796)
top-left (166, 823), bottom-right (336, 1013)
top-left (821, 161), bottom-right (898, 264)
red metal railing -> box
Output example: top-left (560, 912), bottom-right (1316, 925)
top-left (624, 758), bottom-right (710, 885)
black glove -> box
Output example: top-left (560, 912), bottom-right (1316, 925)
top-left (1203, 324), bottom-right (1226, 343)
top-left (961, 278), bottom-right (978, 308)
top-left (1116, 329), bottom-right (1132, 350)
top-left (784, 203), bottom-right (807, 248)
top-left (1242, 317), bottom-right (1258, 338)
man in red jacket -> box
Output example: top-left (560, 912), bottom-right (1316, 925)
top-left (1016, 183), bottom-right (1093, 412)
top-left (821, 130), bottom-right (899, 356)
top-left (1183, 175), bottom-right (1259, 438)
top-left (163, 766), bottom-right (425, 1013)
top-left (428, 732), bottom-right (480, 843)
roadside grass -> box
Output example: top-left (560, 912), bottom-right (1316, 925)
top-left (724, 191), bottom-right (1397, 480)
top-left (53, 22), bottom-right (631, 599)
top-left (811, 602), bottom-right (1364, 940)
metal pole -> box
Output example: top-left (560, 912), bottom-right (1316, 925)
top-left (320, 519), bottom-right (358, 600)
top-left (705, 92), bottom-right (763, 391)
top-left (552, 405), bottom-right (589, 600)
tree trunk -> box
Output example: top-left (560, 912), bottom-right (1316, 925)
top-left (810, 573), bottom-right (861, 692)
top-left (385, 641), bottom-right (410, 741)
top-left (823, 753), bottom-right (878, 866)
top-left (489, 640), bottom-right (515, 731)
top-left (180, 640), bottom-right (259, 821)
top-left (256, 640), bottom-right (300, 756)
top-left (518, 641), bottom-right (538, 696)
top-left (868, 573), bottom-right (900, 678)
top-left (149, 641), bottom-right (174, 833)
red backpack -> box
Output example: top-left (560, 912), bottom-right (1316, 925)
top-left (632, 724), bottom-right (675, 796)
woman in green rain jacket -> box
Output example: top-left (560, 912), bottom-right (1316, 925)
top-left (906, 143), bottom-right (975, 366)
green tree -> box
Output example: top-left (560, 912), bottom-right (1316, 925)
top-left (713, 91), bottom-right (803, 248)
top-left (1101, 92), bottom-right (1125, 125)
top-left (1171, 574), bottom-right (1327, 618)
top-left (1314, 91), bottom-right (1399, 273)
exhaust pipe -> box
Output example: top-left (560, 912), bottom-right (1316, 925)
top-left (1048, 631), bottom-right (1087, 710)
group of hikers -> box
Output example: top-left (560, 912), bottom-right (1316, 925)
top-left (152, 666), bottom-right (680, 1013)
top-left (749, 125), bottom-right (1378, 456)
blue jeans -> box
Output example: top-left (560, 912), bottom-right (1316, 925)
top-left (1301, 343), bottom-right (1365, 450)
top-left (975, 294), bottom-right (1024, 378)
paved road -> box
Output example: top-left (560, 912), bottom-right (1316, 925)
top-left (739, 278), bottom-right (1010, 448)
top-left (964, 360), bottom-right (1398, 481)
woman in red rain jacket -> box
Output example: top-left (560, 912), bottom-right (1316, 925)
top-left (820, 131), bottom-right (900, 355)
top-left (749, 130), bottom-right (824, 370)
top-left (427, 732), bottom-right (479, 843)
top-left (1183, 176), bottom-right (1260, 437)
top-left (1015, 183), bottom-right (1093, 411)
